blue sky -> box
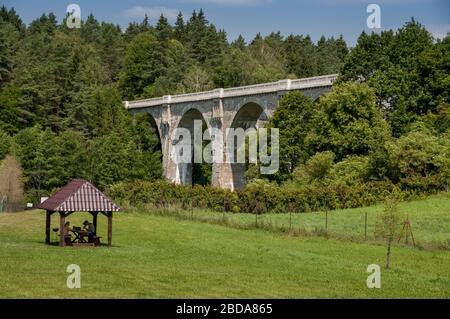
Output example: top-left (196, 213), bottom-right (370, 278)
top-left (1, 0), bottom-right (449, 46)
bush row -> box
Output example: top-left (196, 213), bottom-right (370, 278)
top-left (107, 176), bottom-right (447, 214)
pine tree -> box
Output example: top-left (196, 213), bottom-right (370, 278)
top-left (251, 33), bottom-right (263, 45)
top-left (28, 13), bottom-right (57, 36)
top-left (284, 34), bottom-right (317, 78)
top-left (119, 32), bottom-right (164, 99)
top-left (155, 14), bottom-right (172, 44)
top-left (0, 22), bottom-right (15, 87)
top-left (124, 14), bottom-right (152, 42)
top-left (232, 35), bottom-right (246, 50)
top-left (0, 6), bottom-right (25, 33)
top-left (81, 14), bottom-right (101, 43)
top-left (174, 12), bottom-right (186, 43)
top-left (98, 22), bottom-right (125, 82)
top-left (186, 9), bottom-right (209, 63)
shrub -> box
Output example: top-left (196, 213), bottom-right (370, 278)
top-left (386, 125), bottom-right (442, 178)
top-left (292, 151), bottom-right (335, 186)
top-left (107, 177), bottom-right (444, 215)
top-left (0, 155), bottom-right (24, 212)
top-left (327, 155), bottom-right (369, 186)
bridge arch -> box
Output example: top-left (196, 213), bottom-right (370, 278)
top-left (227, 102), bottom-right (265, 190)
top-left (132, 111), bottom-right (163, 167)
top-left (130, 109), bottom-right (163, 142)
top-left (134, 112), bottom-right (162, 143)
top-left (171, 107), bottom-right (212, 186)
top-left (230, 101), bottom-right (266, 129)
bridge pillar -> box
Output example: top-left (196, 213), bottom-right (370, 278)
top-left (210, 90), bottom-right (237, 190)
top-left (159, 96), bottom-right (179, 184)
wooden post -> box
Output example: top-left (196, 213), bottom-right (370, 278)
top-left (59, 211), bottom-right (65, 247)
top-left (92, 212), bottom-right (98, 236)
top-left (405, 217), bottom-right (410, 245)
top-left (289, 211), bottom-right (292, 231)
top-left (107, 211), bottom-right (112, 246)
top-left (364, 212), bottom-right (368, 241)
top-left (409, 219), bottom-right (416, 248)
top-left (398, 222), bottom-right (406, 243)
top-left (45, 210), bottom-right (52, 245)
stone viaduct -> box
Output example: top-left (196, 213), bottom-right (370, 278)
top-left (124, 74), bottom-right (337, 190)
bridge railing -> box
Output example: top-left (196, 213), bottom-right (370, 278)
top-left (125, 74), bottom-right (338, 109)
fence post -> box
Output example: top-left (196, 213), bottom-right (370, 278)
top-left (364, 212), bottom-right (368, 241)
top-left (289, 211), bottom-right (292, 231)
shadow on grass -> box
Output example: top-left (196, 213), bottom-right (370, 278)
top-left (34, 240), bottom-right (119, 248)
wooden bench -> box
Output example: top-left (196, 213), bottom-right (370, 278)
top-left (61, 234), bottom-right (101, 247)
top-left (92, 235), bottom-right (101, 246)
top-left (63, 235), bottom-right (73, 246)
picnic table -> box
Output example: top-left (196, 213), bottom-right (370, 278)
top-left (64, 229), bottom-right (101, 246)
top-left (70, 229), bottom-right (89, 243)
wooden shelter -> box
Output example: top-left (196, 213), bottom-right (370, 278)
top-left (37, 179), bottom-right (120, 247)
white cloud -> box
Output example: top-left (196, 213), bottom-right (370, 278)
top-left (184, 0), bottom-right (271, 6)
top-left (425, 24), bottom-right (450, 40)
top-left (123, 6), bottom-right (181, 21)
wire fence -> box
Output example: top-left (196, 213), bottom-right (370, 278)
top-left (141, 205), bottom-right (449, 250)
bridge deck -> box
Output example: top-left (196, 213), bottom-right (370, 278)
top-left (124, 74), bottom-right (337, 109)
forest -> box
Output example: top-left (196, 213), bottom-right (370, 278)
top-left (0, 6), bottom-right (448, 208)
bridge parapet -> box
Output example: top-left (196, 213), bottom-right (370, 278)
top-left (124, 74), bottom-right (337, 109)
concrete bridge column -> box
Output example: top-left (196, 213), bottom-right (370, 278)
top-left (212, 147), bottom-right (236, 190)
top-left (210, 91), bottom-right (225, 188)
top-left (159, 97), bottom-right (179, 184)
top-left (210, 90), bottom-right (235, 190)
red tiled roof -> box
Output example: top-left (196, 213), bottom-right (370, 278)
top-left (37, 179), bottom-right (120, 212)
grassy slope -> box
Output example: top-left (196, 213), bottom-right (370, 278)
top-left (0, 203), bottom-right (449, 298)
top-left (183, 193), bottom-right (450, 247)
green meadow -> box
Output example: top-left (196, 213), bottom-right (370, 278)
top-left (0, 194), bottom-right (449, 298)
top-left (165, 193), bottom-right (450, 249)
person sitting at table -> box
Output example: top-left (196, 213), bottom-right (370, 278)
top-left (83, 220), bottom-right (95, 243)
top-left (63, 221), bottom-right (72, 236)
top-left (62, 221), bottom-right (73, 243)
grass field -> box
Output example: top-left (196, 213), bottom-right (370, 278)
top-left (140, 193), bottom-right (450, 249)
top-left (0, 195), bottom-right (449, 298)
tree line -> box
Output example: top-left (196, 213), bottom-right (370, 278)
top-left (0, 6), bottom-right (448, 205)
top-left (263, 19), bottom-right (449, 190)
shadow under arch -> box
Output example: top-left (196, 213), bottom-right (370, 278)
top-left (313, 95), bottom-right (322, 104)
top-left (173, 108), bottom-right (212, 186)
top-left (133, 112), bottom-right (163, 179)
top-left (228, 102), bottom-right (265, 190)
